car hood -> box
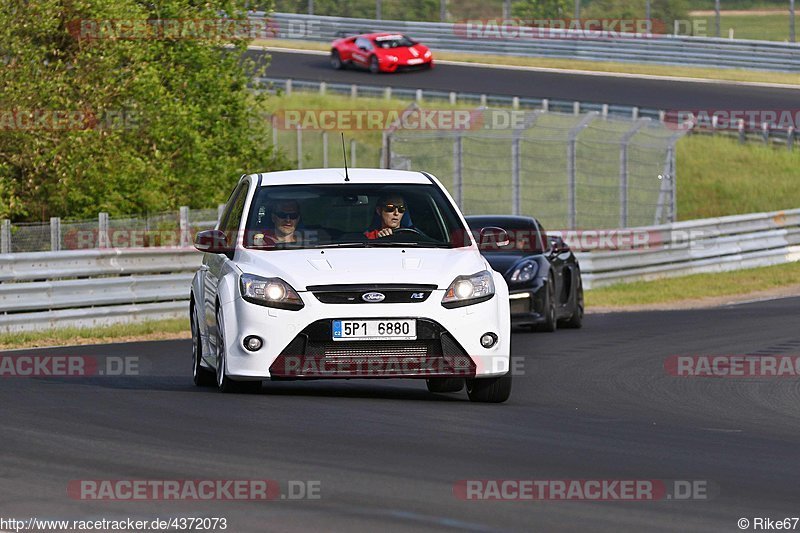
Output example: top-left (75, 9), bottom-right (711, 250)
top-left (381, 44), bottom-right (429, 61)
top-left (482, 252), bottom-right (539, 277)
top-left (235, 247), bottom-right (487, 290)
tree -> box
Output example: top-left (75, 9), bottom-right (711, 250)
top-left (511, 0), bottom-right (572, 19)
top-left (0, 0), bottom-right (287, 221)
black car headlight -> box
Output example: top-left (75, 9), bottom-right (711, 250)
top-left (239, 273), bottom-right (304, 311)
top-left (442, 270), bottom-right (495, 308)
top-left (510, 260), bottom-right (538, 283)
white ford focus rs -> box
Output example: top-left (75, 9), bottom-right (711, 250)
top-left (190, 168), bottom-right (512, 402)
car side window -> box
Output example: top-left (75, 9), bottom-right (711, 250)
top-left (356, 37), bottom-right (372, 50)
top-left (220, 182), bottom-right (248, 236)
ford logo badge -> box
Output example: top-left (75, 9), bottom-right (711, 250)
top-left (362, 292), bottom-right (385, 303)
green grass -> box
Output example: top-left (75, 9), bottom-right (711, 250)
top-left (586, 261), bottom-right (800, 307)
top-left (697, 13), bottom-right (794, 41)
top-left (0, 318), bottom-right (189, 350)
top-left (676, 135), bottom-right (800, 220)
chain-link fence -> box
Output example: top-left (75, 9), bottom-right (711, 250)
top-left (387, 109), bottom-right (686, 230)
top-left (1, 208), bottom-right (222, 254)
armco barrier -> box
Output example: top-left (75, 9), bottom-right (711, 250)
top-left (0, 208), bottom-right (798, 332)
top-left (260, 12), bottom-right (800, 72)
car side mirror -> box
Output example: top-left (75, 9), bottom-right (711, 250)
top-left (549, 236), bottom-right (569, 254)
top-left (478, 227), bottom-right (510, 249)
top-left (194, 229), bottom-right (232, 254)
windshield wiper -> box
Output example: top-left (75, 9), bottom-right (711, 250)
top-left (367, 241), bottom-right (451, 248)
top-left (312, 242), bottom-right (369, 248)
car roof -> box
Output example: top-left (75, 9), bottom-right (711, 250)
top-left (248, 168), bottom-right (434, 186)
top-left (465, 215), bottom-right (540, 228)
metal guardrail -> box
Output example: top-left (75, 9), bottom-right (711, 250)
top-left (261, 12), bottom-right (800, 72)
top-left (1, 209), bottom-right (799, 332)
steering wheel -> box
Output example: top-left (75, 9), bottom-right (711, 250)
top-left (391, 227), bottom-right (422, 236)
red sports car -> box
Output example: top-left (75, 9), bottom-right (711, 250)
top-left (330, 33), bottom-right (434, 73)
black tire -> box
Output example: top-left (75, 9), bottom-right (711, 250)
top-left (330, 50), bottom-right (343, 70)
top-left (191, 302), bottom-right (215, 387)
top-left (535, 277), bottom-right (557, 333)
top-left (215, 308), bottom-right (260, 394)
top-left (426, 378), bottom-right (464, 393)
top-left (466, 373), bottom-right (512, 403)
top-left (369, 55), bottom-right (380, 74)
top-left (559, 275), bottom-right (584, 329)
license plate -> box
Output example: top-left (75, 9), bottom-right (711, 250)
top-left (407, 58), bottom-right (423, 65)
top-left (332, 319), bottom-right (417, 341)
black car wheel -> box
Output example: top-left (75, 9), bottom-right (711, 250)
top-left (369, 55), bottom-right (380, 74)
top-left (330, 50), bottom-right (343, 70)
top-left (466, 373), bottom-right (512, 403)
top-left (560, 275), bottom-right (584, 329)
top-left (426, 378), bottom-right (464, 393)
top-left (535, 275), bottom-right (557, 333)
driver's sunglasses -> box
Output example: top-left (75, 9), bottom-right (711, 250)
top-left (382, 204), bottom-right (406, 213)
top-left (274, 211), bottom-right (299, 220)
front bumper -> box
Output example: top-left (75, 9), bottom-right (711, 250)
top-left (220, 287), bottom-right (510, 380)
top-left (508, 280), bottom-right (548, 327)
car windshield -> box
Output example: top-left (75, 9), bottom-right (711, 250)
top-left (243, 183), bottom-right (471, 250)
top-left (374, 35), bottom-right (415, 48)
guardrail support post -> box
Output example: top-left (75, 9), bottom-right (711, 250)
top-left (480, 94), bottom-right (487, 106)
top-left (1, 219), bottom-right (10, 254)
top-left (573, 101), bottom-right (580, 115)
top-left (601, 104), bottom-right (608, 118)
top-left (384, 87), bottom-right (392, 100)
top-left (416, 89), bottom-right (423, 103)
top-left (319, 81), bottom-right (326, 95)
top-left (179, 207), bottom-right (190, 248)
top-left (631, 106), bottom-right (639, 119)
top-left (322, 131), bottom-right (329, 167)
top-left (542, 99), bottom-right (549, 112)
top-left (453, 133), bottom-right (463, 208)
top-left (296, 125), bottom-right (303, 169)
top-left (762, 122), bottom-right (770, 144)
top-left (98, 212), bottom-right (109, 249)
top-left (566, 112), bottom-right (598, 229)
top-left (350, 84), bottom-right (358, 99)
top-left (50, 217), bottom-right (61, 252)
top-left (738, 119), bottom-right (745, 144)
top-left (285, 79), bottom-right (292, 96)
top-left (788, 127), bottom-right (795, 151)
top-left (381, 131), bottom-right (391, 168)
top-left (449, 92), bottom-right (457, 105)
top-left (512, 97), bottom-right (519, 110)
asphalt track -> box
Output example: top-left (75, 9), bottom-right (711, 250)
top-left (252, 49), bottom-right (800, 110)
top-left (2, 296), bottom-right (800, 531)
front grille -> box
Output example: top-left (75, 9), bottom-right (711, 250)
top-left (269, 319), bottom-right (475, 379)
top-left (308, 284), bottom-right (436, 304)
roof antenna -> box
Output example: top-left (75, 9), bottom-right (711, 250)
top-left (341, 132), bottom-right (350, 182)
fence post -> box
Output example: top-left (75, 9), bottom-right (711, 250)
top-left (180, 206), bottom-right (190, 248)
top-left (272, 119), bottom-right (278, 152)
top-left (788, 127), bottom-right (795, 151)
top-left (566, 112), bottom-right (598, 229)
top-left (98, 212), bottom-right (109, 249)
top-left (50, 217), bottom-right (61, 252)
top-left (453, 133), bottom-right (463, 208)
top-left (351, 139), bottom-right (357, 167)
top-left (1, 219), bottom-right (10, 253)
top-left (381, 131), bottom-right (391, 168)
top-left (296, 125), bottom-right (303, 169)
top-left (511, 129), bottom-right (521, 215)
top-left (619, 119), bottom-right (650, 228)
top-left (322, 131), bottom-right (329, 167)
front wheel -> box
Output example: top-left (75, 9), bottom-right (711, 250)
top-left (191, 303), bottom-right (215, 386)
top-left (535, 277), bottom-right (557, 333)
top-left (426, 378), bottom-right (464, 393)
top-left (559, 276), bottom-right (584, 329)
top-left (466, 374), bottom-right (512, 403)
top-left (369, 55), bottom-right (380, 74)
top-left (215, 308), bottom-right (260, 394)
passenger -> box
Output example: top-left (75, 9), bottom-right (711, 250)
top-left (254, 200), bottom-right (301, 245)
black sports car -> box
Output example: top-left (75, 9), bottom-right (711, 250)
top-left (466, 215), bottom-right (584, 332)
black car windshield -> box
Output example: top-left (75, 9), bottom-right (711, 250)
top-left (243, 183), bottom-right (471, 250)
top-left (374, 35), bottom-right (415, 48)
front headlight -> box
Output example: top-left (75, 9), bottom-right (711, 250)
top-left (442, 270), bottom-right (495, 308)
top-left (510, 260), bottom-right (538, 283)
top-left (424, 50), bottom-right (432, 58)
top-left (239, 273), bottom-right (304, 311)
top-left (386, 54), bottom-right (398, 62)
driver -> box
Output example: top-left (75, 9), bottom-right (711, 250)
top-left (364, 194), bottom-right (409, 239)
